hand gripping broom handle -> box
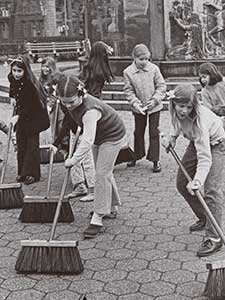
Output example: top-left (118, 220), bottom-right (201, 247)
top-left (168, 146), bottom-right (225, 245)
top-left (49, 126), bottom-right (81, 241)
top-left (46, 99), bottom-right (60, 197)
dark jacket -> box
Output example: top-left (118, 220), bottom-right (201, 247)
top-left (9, 76), bottom-right (50, 136)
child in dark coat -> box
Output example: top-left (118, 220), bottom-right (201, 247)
top-left (8, 55), bottom-right (50, 185)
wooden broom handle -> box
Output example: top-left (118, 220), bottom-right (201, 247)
top-left (168, 146), bottom-right (225, 245)
top-left (46, 99), bottom-right (60, 197)
top-left (49, 126), bottom-right (81, 241)
top-left (0, 107), bottom-right (15, 184)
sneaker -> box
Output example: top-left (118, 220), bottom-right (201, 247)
top-left (197, 238), bottom-right (223, 257)
top-left (83, 224), bottom-right (102, 238)
top-left (68, 184), bottom-right (87, 198)
top-left (127, 160), bottom-right (136, 167)
top-left (80, 192), bottom-right (94, 202)
top-left (153, 161), bottom-right (161, 173)
top-left (189, 219), bottom-right (206, 232)
top-left (88, 211), bottom-right (117, 219)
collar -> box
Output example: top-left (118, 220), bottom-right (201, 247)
top-left (130, 61), bottom-right (151, 74)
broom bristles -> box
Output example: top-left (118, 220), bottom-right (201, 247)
top-left (15, 241), bottom-right (83, 274)
top-left (0, 185), bottom-right (24, 209)
top-left (204, 268), bottom-right (225, 298)
top-left (19, 200), bottom-right (74, 223)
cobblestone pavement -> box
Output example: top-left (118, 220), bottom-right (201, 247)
top-left (0, 100), bottom-right (221, 300)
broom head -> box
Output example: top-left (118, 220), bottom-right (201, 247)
top-left (0, 183), bottom-right (24, 209)
top-left (19, 195), bottom-right (74, 223)
top-left (204, 260), bottom-right (225, 298)
top-left (15, 239), bottom-right (83, 274)
top-left (40, 145), bottom-right (64, 164)
top-left (115, 146), bottom-right (135, 165)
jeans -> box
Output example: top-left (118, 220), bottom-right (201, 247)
top-left (92, 136), bottom-right (126, 215)
top-left (133, 111), bottom-right (160, 162)
top-left (177, 141), bottom-right (225, 239)
top-left (70, 132), bottom-right (95, 189)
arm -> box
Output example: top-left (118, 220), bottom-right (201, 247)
top-left (123, 70), bottom-right (142, 107)
top-left (65, 109), bottom-right (101, 167)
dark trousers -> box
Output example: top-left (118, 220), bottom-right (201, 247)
top-left (16, 122), bottom-right (40, 180)
top-left (133, 111), bottom-right (160, 162)
top-left (176, 141), bottom-right (225, 239)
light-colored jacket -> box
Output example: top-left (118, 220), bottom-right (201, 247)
top-left (123, 61), bottom-right (166, 114)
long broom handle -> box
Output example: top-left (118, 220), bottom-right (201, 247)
top-left (0, 107), bottom-right (15, 184)
top-left (49, 126), bottom-right (81, 241)
top-left (168, 146), bottom-right (225, 245)
top-left (46, 99), bottom-right (60, 197)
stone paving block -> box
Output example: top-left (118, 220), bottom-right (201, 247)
top-left (162, 269), bottom-right (195, 284)
top-left (141, 212), bottom-right (167, 221)
top-left (134, 225), bottom-right (162, 235)
top-left (86, 292), bottom-right (117, 300)
top-left (125, 241), bottom-right (156, 251)
top-left (155, 294), bottom-right (189, 300)
top-left (84, 258), bottom-right (116, 271)
top-left (104, 280), bottom-right (140, 295)
top-left (93, 269), bottom-right (127, 282)
top-left (95, 240), bottom-right (126, 251)
top-left (79, 248), bottom-right (105, 260)
top-left (152, 219), bottom-right (178, 229)
top-left (183, 259), bottom-right (207, 273)
top-left (0, 288), bottom-right (10, 299)
top-left (150, 258), bottom-right (181, 272)
top-left (196, 272), bottom-right (208, 283)
top-left (140, 280), bottom-right (175, 297)
top-left (1, 277), bottom-right (36, 291)
top-left (106, 248), bottom-right (136, 260)
top-left (43, 290), bottom-right (80, 300)
top-left (176, 281), bottom-right (206, 298)
top-left (0, 257), bottom-right (16, 269)
top-left (168, 212), bottom-right (193, 221)
top-left (118, 293), bottom-right (153, 300)
top-left (59, 269), bottom-right (94, 282)
top-left (105, 224), bottom-right (133, 235)
top-left (128, 269), bottom-right (161, 283)
top-left (122, 200), bottom-right (150, 208)
top-left (169, 250), bottom-right (197, 262)
top-left (69, 279), bottom-right (104, 294)
top-left (124, 219), bottom-right (151, 227)
top-left (145, 233), bottom-right (173, 243)
top-left (2, 231), bottom-right (31, 241)
top-left (137, 249), bottom-right (168, 261)
top-left (163, 225), bottom-right (190, 236)
top-left (175, 234), bottom-right (203, 244)
top-left (116, 258), bottom-right (148, 272)
top-left (115, 232), bottom-right (145, 242)
top-left (6, 289), bottom-right (45, 300)
top-left (35, 278), bottom-right (70, 293)
top-left (156, 241), bottom-right (186, 252)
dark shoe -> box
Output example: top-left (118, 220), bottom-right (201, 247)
top-left (24, 176), bottom-right (38, 185)
top-left (189, 219), bottom-right (206, 232)
top-left (153, 161), bottom-right (161, 173)
top-left (83, 224), bottom-right (102, 238)
top-left (197, 238), bottom-right (223, 257)
top-left (16, 175), bottom-right (25, 182)
top-left (88, 211), bottom-right (117, 219)
top-left (127, 160), bottom-right (136, 167)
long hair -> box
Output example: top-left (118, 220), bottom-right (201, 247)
top-left (81, 41), bottom-right (114, 87)
top-left (198, 62), bottom-right (223, 86)
top-left (169, 84), bottom-right (202, 139)
top-left (8, 55), bottom-right (47, 108)
top-left (39, 56), bottom-right (57, 86)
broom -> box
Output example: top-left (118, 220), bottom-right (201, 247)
top-left (168, 146), bottom-right (225, 298)
top-left (19, 103), bottom-right (75, 223)
top-left (115, 144), bottom-right (135, 165)
top-left (40, 96), bottom-right (64, 164)
top-left (15, 128), bottom-right (83, 274)
top-left (0, 116), bottom-right (24, 209)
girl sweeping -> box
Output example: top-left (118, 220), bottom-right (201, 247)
top-left (39, 56), bottom-right (65, 142)
top-left (123, 43), bottom-right (166, 171)
top-left (67, 41), bottom-right (113, 202)
top-left (162, 83), bottom-right (225, 257)
top-left (52, 74), bottom-right (126, 238)
top-left (199, 62), bottom-right (225, 117)
top-left (8, 55), bottom-right (50, 185)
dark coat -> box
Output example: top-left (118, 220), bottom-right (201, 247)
top-left (9, 76), bottom-right (50, 136)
